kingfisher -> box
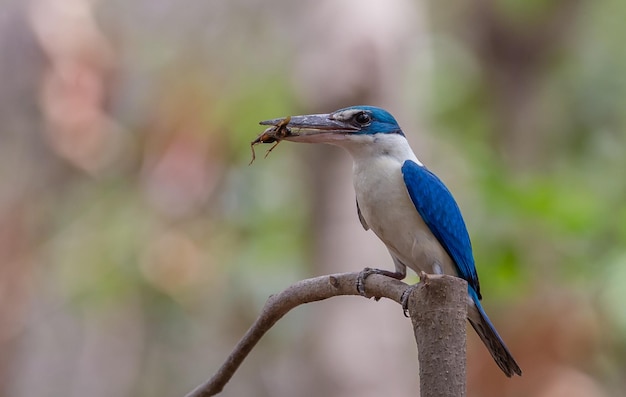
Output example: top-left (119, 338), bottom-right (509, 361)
top-left (260, 105), bottom-right (522, 377)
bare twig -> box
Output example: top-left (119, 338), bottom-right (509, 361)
top-left (184, 272), bottom-right (466, 397)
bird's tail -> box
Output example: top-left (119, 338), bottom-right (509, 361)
top-left (467, 287), bottom-right (522, 377)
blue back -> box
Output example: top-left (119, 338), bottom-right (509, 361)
top-left (401, 160), bottom-right (481, 299)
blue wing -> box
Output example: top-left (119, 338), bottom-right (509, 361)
top-left (401, 160), bottom-right (481, 298)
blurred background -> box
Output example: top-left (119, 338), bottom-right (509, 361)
top-left (0, 0), bottom-right (625, 396)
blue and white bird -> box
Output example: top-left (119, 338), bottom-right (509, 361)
top-left (260, 105), bottom-right (521, 377)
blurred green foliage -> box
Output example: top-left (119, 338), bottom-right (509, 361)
top-left (3, 0), bottom-right (626, 395)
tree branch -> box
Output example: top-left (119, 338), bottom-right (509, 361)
top-left (184, 272), bottom-right (466, 397)
top-left (409, 274), bottom-right (467, 397)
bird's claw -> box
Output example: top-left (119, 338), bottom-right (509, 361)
top-left (400, 284), bottom-right (419, 317)
top-left (400, 272), bottom-right (442, 317)
top-left (356, 267), bottom-right (375, 296)
top-left (356, 268), bottom-right (385, 300)
top-left (357, 267), bottom-right (405, 300)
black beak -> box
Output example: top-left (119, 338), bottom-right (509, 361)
top-left (259, 113), bottom-right (359, 143)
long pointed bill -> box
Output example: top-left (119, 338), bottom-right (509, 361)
top-left (259, 114), bottom-right (359, 143)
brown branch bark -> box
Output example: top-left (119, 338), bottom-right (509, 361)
top-left (409, 274), bottom-right (468, 397)
top-left (184, 272), bottom-right (467, 397)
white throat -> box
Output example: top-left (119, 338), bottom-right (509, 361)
top-left (332, 133), bottom-right (423, 167)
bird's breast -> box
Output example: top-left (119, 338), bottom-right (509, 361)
top-left (353, 157), bottom-right (457, 276)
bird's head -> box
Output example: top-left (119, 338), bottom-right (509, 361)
top-left (260, 106), bottom-right (404, 146)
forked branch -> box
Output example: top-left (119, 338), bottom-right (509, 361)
top-left (184, 272), bottom-right (467, 397)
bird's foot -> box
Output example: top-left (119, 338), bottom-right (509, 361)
top-left (356, 267), bottom-right (377, 297)
top-left (400, 272), bottom-right (445, 317)
top-left (356, 267), bottom-right (404, 299)
top-left (400, 284), bottom-right (419, 317)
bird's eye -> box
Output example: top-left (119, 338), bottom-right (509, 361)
top-left (354, 112), bottom-right (371, 125)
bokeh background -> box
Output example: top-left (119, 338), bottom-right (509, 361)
top-left (1, 0), bottom-right (625, 396)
